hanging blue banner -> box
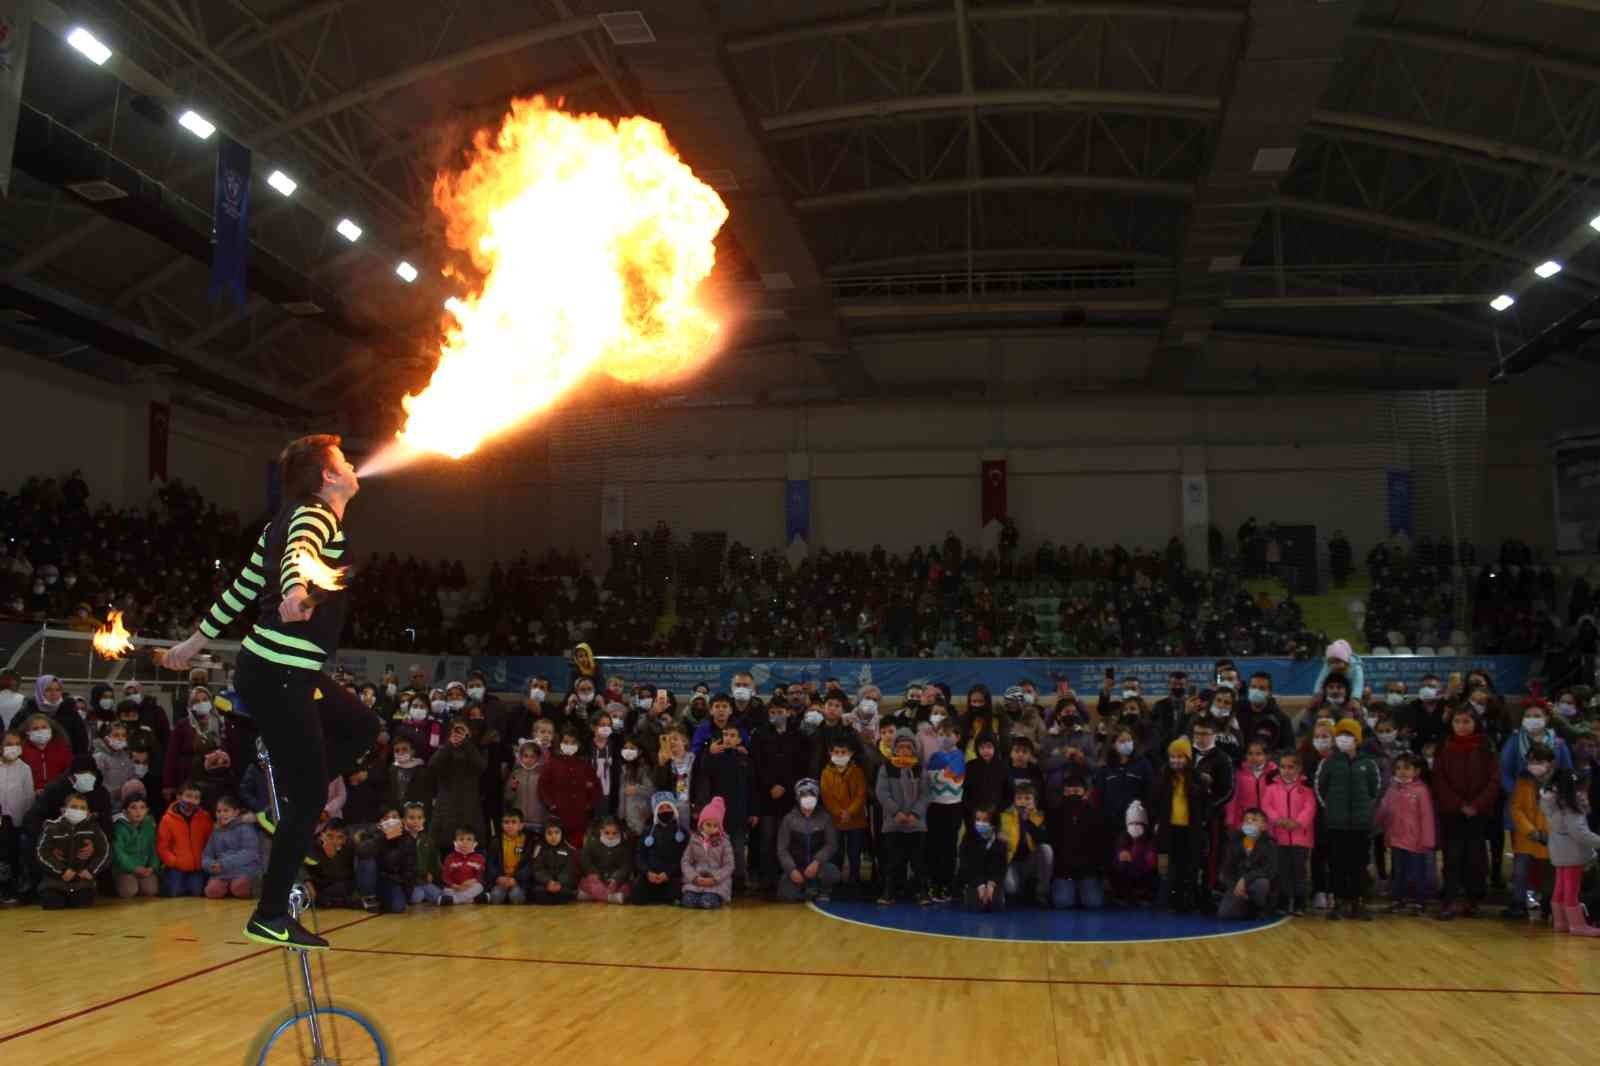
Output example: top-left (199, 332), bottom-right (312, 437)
top-left (1386, 469), bottom-right (1413, 538)
top-left (211, 134), bottom-right (251, 307)
top-left (785, 479), bottom-right (810, 544)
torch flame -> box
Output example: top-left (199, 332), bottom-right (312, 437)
top-left (92, 610), bottom-right (134, 660)
top-left (382, 95), bottom-right (729, 466)
top-left (292, 548), bottom-right (348, 593)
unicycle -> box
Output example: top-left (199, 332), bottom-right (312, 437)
top-left (231, 700), bottom-right (392, 1066)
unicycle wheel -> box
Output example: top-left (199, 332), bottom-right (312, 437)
top-left (244, 1000), bottom-right (392, 1065)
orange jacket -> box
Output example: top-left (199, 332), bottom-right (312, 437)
top-left (1508, 777), bottom-right (1548, 860)
top-left (820, 762), bottom-right (869, 831)
top-left (157, 802), bottom-right (214, 872)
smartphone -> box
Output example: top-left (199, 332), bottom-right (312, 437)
top-left (656, 688), bottom-right (668, 701)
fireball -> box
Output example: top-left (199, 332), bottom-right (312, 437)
top-left (92, 610), bottom-right (134, 660)
top-left (292, 548), bottom-right (348, 593)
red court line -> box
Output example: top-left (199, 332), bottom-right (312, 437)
top-left (331, 943), bottom-right (1600, 999)
top-left (0, 914), bottom-right (382, 1046)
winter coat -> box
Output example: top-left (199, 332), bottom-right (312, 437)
top-left (1541, 794), bottom-right (1600, 868)
top-left (1508, 777), bottom-right (1549, 859)
top-left (1375, 779), bottom-right (1436, 852)
top-left (1224, 764), bottom-right (1278, 831)
top-left (1192, 746), bottom-right (1236, 817)
top-left (1048, 798), bottom-right (1106, 878)
top-left (955, 831), bottom-right (1008, 890)
top-left (35, 814), bottom-right (109, 885)
top-left (1148, 769), bottom-right (1207, 851)
top-left (636, 816), bottom-right (686, 878)
top-left (156, 801), bottom-right (213, 872)
top-left (750, 725), bottom-right (809, 818)
top-left (876, 757), bottom-right (930, 833)
top-left (26, 775), bottom-right (113, 838)
top-left (112, 817), bottom-right (159, 875)
top-left (963, 754), bottom-right (1013, 818)
top-left (201, 817), bottom-right (266, 880)
top-left (616, 764), bottom-right (654, 836)
top-left (427, 740), bottom-right (487, 848)
top-left (367, 830), bottom-right (419, 892)
top-left (697, 748), bottom-right (755, 828)
top-left (1431, 733), bottom-right (1500, 816)
top-left (537, 753), bottom-right (602, 838)
top-left (484, 831), bottom-right (534, 885)
top-left (1218, 830), bottom-right (1277, 886)
top-left (528, 839), bottom-right (577, 892)
top-left (503, 756), bottom-right (548, 826)
top-left (92, 740), bottom-right (136, 808)
top-left (0, 758), bottom-right (36, 827)
top-left (680, 831), bottom-right (734, 900)
top-left (1499, 732), bottom-right (1573, 799)
top-left (1261, 776), bottom-right (1316, 849)
top-left (441, 848), bottom-right (487, 889)
top-left (579, 834), bottom-right (634, 884)
top-left (777, 808), bottom-right (838, 873)
top-left (409, 830), bottom-right (442, 886)
top-left (809, 719), bottom-right (863, 774)
top-left (1000, 805), bottom-right (1049, 866)
top-left (1315, 751), bottom-right (1381, 832)
top-left (820, 761), bottom-right (869, 831)
top-left (20, 729), bottom-right (73, 791)
top-left (1094, 755), bottom-right (1152, 831)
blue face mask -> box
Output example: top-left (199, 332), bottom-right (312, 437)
top-left (974, 822), bottom-right (994, 839)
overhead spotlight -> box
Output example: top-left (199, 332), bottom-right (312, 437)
top-left (1534, 260), bottom-right (1562, 279)
top-left (66, 27), bottom-right (112, 65)
top-left (1591, 213), bottom-right (1600, 233)
top-left (395, 261), bottom-right (419, 283)
top-left (1490, 294), bottom-right (1515, 311)
top-left (177, 109), bottom-right (216, 139)
top-left (266, 170), bottom-right (297, 196)
top-left (335, 218), bottom-right (362, 242)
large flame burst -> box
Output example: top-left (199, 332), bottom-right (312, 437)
top-left (92, 609), bottom-right (134, 660)
top-left (394, 95), bottom-right (729, 461)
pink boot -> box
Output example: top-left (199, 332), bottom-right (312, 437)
top-left (1553, 906), bottom-right (1569, 933)
top-left (1565, 905), bottom-right (1600, 937)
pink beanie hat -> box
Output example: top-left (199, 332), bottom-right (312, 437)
top-left (1326, 639), bottom-right (1353, 663)
top-left (697, 795), bottom-right (726, 828)
top-left (120, 779), bottom-right (147, 806)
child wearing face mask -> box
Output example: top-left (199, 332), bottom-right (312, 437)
top-left (874, 730), bottom-right (930, 905)
top-left (1504, 741), bottom-right (1556, 921)
top-left (923, 720), bottom-right (965, 904)
top-left (440, 826), bottom-right (487, 905)
top-left (681, 795), bottom-right (735, 908)
top-left (820, 741), bottom-right (868, 892)
top-left (578, 814), bottom-right (634, 903)
top-left (1300, 718), bottom-right (1336, 910)
top-left (402, 803), bottom-right (443, 905)
top-left (616, 737), bottom-right (654, 838)
top-left (428, 720), bottom-right (487, 852)
top-left (377, 737), bottom-right (433, 814)
top-left (1152, 738), bottom-right (1204, 913)
top-left (526, 822), bottom-right (578, 904)
top-left (1108, 801), bottom-right (1158, 906)
top-left (26, 754), bottom-right (112, 843)
top-left (164, 686), bottom-right (238, 809)
top-left (537, 728), bottom-right (602, 849)
top-left (111, 795), bottom-right (159, 898)
top-left (396, 695), bottom-right (446, 753)
top-left (776, 778), bottom-right (839, 902)
top-left (1262, 752), bottom-right (1315, 915)
top-left (1189, 721), bottom-right (1235, 902)
top-left (1374, 753), bottom-right (1435, 914)
top-left (503, 735), bottom-right (549, 834)
top-left (0, 729), bottom-right (34, 832)
top-left (485, 809), bottom-right (533, 904)
top-left (19, 713), bottom-right (71, 793)
top-left (92, 722), bottom-right (136, 811)
top-left (1540, 769), bottom-right (1600, 936)
top-left (156, 782), bottom-right (212, 897)
top-left (916, 701), bottom-right (949, 763)
top-left (1224, 741), bottom-right (1277, 832)
top-left (1094, 729), bottom-right (1151, 836)
top-left (363, 806), bottom-right (416, 913)
top-left (1312, 640), bottom-right (1365, 709)
top-left (634, 792), bottom-right (687, 905)
top-left (202, 795), bottom-right (265, 899)
top-left (1431, 708), bottom-right (1498, 920)
top-left (1046, 772), bottom-right (1105, 909)
top-left (1315, 719), bottom-right (1380, 921)
top-left (1216, 808), bottom-right (1277, 920)
top-left (36, 793), bottom-right (108, 909)
top-left (957, 806), bottom-right (1008, 913)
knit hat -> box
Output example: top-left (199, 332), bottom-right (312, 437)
top-left (1334, 717), bottom-right (1363, 741)
top-left (120, 778), bottom-right (148, 807)
top-left (698, 795), bottom-right (726, 828)
top-left (893, 727), bottom-right (916, 751)
top-left (794, 777), bottom-right (821, 799)
top-left (1167, 736), bottom-right (1192, 759)
top-left (1325, 639), bottom-right (1353, 664)
top-left (645, 791), bottom-right (685, 846)
top-left (1125, 799), bottom-right (1148, 828)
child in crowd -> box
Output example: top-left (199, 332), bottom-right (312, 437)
top-left (1302, 717), bottom-right (1336, 908)
top-left (634, 792), bottom-right (686, 905)
top-left (616, 736), bottom-right (653, 838)
top-left (20, 712), bottom-right (71, 793)
top-left (36, 792), bottom-right (108, 909)
top-left (1108, 801), bottom-right (1158, 906)
top-left (1375, 753), bottom-right (1435, 914)
top-left (485, 808), bottom-right (532, 904)
top-left (777, 778), bottom-right (839, 903)
top-left (112, 794), bottom-right (160, 898)
top-left (305, 819), bottom-right (357, 908)
top-left (1096, 727), bottom-right (1151, 834)
top-left (1216, 808), bottom-right (1276, 920)
top-left (1152, 738), bottom-right (1203, 913)
top-left (699, 723), bottom-right (755, 890)
top-left (1190, 720), bottom-right (1234, 900)
top-left (875, 729), bottom-right (929, 905)
top-left (957, 805), bottom-right (1008, 913)
top-left (681, 795), bottom-right (734, 909)
top-left (1001, 781), bottom-right (1051, 906)
top-left (1225, 741), bottom-right (1277, 831)
top-left (1541, 769), bottom-right (1600, 936)
top-left (202, 795), bottom-right (265, 900)
top-left (93, 722), bottom-right (136, 809)
top-left (400, 802), bottom-right (443, 905)
top-left (428, 720), bottom-right (487, 852)
top-left (504, 737), bottom-right (548, 834)
top-left (1505, 742), bottom-right (1555, 920)
top-left (1007, 738), bottom-right (1045, 809)
top-left (538, 727), bottom-right (601, 848)
top-left (923, 719), bottom-right (965, 903)
top-left (365, 806), bottom-right (417, 913)
top-left (0, 731), bottom-right (32, 888)
top-left (440, 826), bottom-right (487, 905)
top-left (1262, 751), bottom-right (1315, 915)
top-left (1432, 707), bottom-right (1499, 920)
top-left (579, 814), bottom-right (633, 903)
top-left (964, 732), bottom-right (1013, 825)
top-left (1316, 719), bottom-right (1380, 921)
top-left (1049, 770), bottom-right (1107, 909)
top-left (528, 821), bottom-right (577, 905)
top-left (157, 781), bottom-right (212, 897)
top-left (821, 739), bottom-right (868, 892)
top-left (378, 735), bottom-right (432, 814)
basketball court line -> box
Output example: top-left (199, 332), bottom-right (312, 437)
top-left (0, 914), bottom-right (382, 1047)
top-left (804, 899), bottom-right (1292, 944)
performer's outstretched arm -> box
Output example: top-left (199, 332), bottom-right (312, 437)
top-left (164, 526), bottom-right (269, 670)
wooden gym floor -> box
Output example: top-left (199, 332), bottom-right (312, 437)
top-left (1, 896), bottom-right (1594, 1065)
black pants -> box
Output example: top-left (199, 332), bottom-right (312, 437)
top-left (925, 804), bottom-right (962, 893)
top-left (1328, 828), bottom-right (1369, 901)
top-left (880, 831), bottom-right (926, 899)
top-left (236, 651), bottom-right (379, 920)
top-left (1166, 826), bottom-right (1198, 911)
top-left (1440, 812), bottom-right (1489, 902)
top-left (40, 882), bottom-right (96, 909)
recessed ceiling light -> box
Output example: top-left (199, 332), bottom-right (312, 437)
top-left (266, 170), bottom-right (297, 196)
top-left (1490, 293), bottom-right (1515, 311)
top-left (177, 109), bottom-right (216, 139)
top-left (1535, 260), bottom-right (1562, 279)
top-left (395, 261), bottom-right (419, 283)
top-left (66, 27), bottom-right (112, 65)
top-left (335, 218), bottom-right (362, 242)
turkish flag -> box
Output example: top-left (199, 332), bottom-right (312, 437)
top-left (981, 459), bottom-right (1007, 526)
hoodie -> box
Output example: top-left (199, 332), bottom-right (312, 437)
top-left (92, 736), bottom-right (136, 809)
top-left (112, 815), bottom-right (159, 876)
top-left (637, 793), bottom-right (687, 878)
top-left (36, 811), bottom-right (109, 887)
top-left (875, 741), bottom-right (930, 833)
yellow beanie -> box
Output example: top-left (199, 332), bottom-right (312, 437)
top-left (1167, 736), bottom-right (1193, 759)
top-left (1334, 717), bottom-right (1363, 742)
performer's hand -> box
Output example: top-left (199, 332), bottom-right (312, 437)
top-left (162, 631), bottom-right (208, 672)
top-left (280, 586), bottom-right (315, 624)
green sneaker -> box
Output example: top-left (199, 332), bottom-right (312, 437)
top-left (243, 912), bottom-right (328, 951)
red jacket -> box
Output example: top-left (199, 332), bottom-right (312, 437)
top-left (1261, 776), bottom-right (1317, 849)
top-left (157, 802), bottom-right (214, 872)
top-left (22, 737), bottom-right (72, 791)
top-left (442, 849), bottom-right (486, 888)
top-left (1431, 733), bottom-right (1499, 816)
top-left (1224, 763), bottom-right (1277, 830)
top-left (537, 754), bottom-right (601, 834)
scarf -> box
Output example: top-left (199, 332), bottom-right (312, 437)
top-left (889, 753), bottom-right (919, 769)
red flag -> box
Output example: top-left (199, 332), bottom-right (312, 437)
top-left (981, 459), bottom-right (1007, 526)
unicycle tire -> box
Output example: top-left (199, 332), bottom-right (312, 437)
top-left (244, 999), bottom-right (392, 1065)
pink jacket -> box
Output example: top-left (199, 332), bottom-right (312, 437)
top-left (1225, 762), bottom-right (1278, 830)
top-left (1261, 776), bottom-right (1316, 849)
top-left (1375, 779), bottom-right (1436, 852)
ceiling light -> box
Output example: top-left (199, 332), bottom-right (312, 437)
top-left (1591, 213), bottom-right (1600, 233)
top-left (395, 261), bottom-right (419, 283)
top-left (266, 170), bottom-right (297, 196)
top-left (1489, 294), bottom-right (1515, 311)
top-left (1534, 260), bottom-right (1562, 278)
top-left (335, 218), bottom-right (362, 242)
top-left (177, 109), bottom-right (216, 139)
top-left (66, 27), bottom-right (112, 65)
top-left (444, 296), bottom-right (464, 313)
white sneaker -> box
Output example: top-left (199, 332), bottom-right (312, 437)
top-left (608, 892), bottom-right (624, 905)
top-left (1312, 892), bottom-right (1329, 910)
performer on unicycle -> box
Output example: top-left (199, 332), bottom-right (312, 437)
top-left (164, 434), bottom-right (379, 950)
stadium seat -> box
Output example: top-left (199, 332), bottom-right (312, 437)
top-left (1392, 646), bottom-right (1413, 656)
top-left (1414, 646), bottom-right (1435, 657)
top-left (1386, 630), bottom-right (1405, 647)
top-left (1449, 629), bottom-right (1469, 647)
top-left (1436, 646), bottom-right (1457, 657)
top-left (1369, 646), bottom-right (1392, 656)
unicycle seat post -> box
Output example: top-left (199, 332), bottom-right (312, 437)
top-left (256, 739), bottom-right (308, 920)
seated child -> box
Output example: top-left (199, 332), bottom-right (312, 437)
top-left (528, 822), bottom-right (577, 905)
top-left (957, 805), bottom-right (1008, 913)
top-left (112, 794), bottom-right (160, 898)
top-left (1217, 808), bottom-right (1277, 920)
top-left (1001, 781), bottom-right (1051, 906)
top-left (202, 795), bottom-right (265, 899)
top-left (305, 819), bottom-right (358, 908)
top-left (440, 826), bottom-right (487, 905)
top-left (1047, 769), bottom-right (1107, 909)
top-left (36, 793), bottom-right (109, 909)
top-left (1107, 800), bottom-right (1158, 906)
top-left (579, 815), bottom-right (635, 903)
top-left (485, 809), bottom-right (533, 904)
top-left (777, 777), bottom-right (839, 903)
top-left (157, 781), bottom-right (212, 897)
top-left (681, 795), bottom-right (734, 909)
top-left (633, 792), bottom-right (686, 905)
top-left (402, 802), bottom-right (443, 905)
top-left (363, 806), bottom-right (417, 913)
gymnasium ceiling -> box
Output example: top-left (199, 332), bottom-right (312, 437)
top-left (4, 0), bottom-right (1600, 427)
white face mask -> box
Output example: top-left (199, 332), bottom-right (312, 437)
top-left (1194, 738), bottom-right (1215, 753)
top-left (732, 686), bottom-right (753, 702)
top-left (73, 773), bottom-right (96, 792)
top-left (385, 684), bottom-right (398, 696)
top-left (1418, 686), bottom-right (1439, 701)
top-left (1325, 694), bottom-right (1346, 707)
top-left (132, 763), bottom-right (149, 778)
top-left (29, 728), bottom-right (52, 746)
top-left (1377, 732), bottom-right (1397, 747)
top-left (1216, 679), bottom-right (1236, 691)
top-left (596, 725), bottom-right (613, 740)
top-left (1210, 705), bottom-right (1229, 719)
top-left (529, 688), bottom-right (546, 702)
top-left (928, 713), bottom-right (945, 727)
top-left (1120, 688), bottom-right (1137, 701)
top-left (1127, 823), bottom-right (1145, 839)
top-left (803, 710), bottom-right (824, 727)
top-left (1312, 736), bottom-right (1332, 752)
top-left (409, 707), bottom-right (428, 721)
top-left (431, 699), bottom-right (448, 715)
top-left (1523, 717), bottom-right (1546, 733)
top-left (1115, 740), bottom-right (1135, 756)
top-left (560, 742), bottom-right (579, 756)
top-left (1364, 714), bottom-right (1379, 728)
top-left (1557, 700), bottom-right (1578, 717)
top-left (97, 697), bottom-right (113, 712)
top-left (107, 738), bottom-right (127, 751)
top-left (577, 691), bottom-right (595, 705)
top-left (467, 686), bottom-right (485, 701)
top-left (798, 795), bottom-right (818, 813)
top-left (63, 807), bottom-right (88, 825)
top-left (857, 699), bottom-right (878, 716)
top-left (1, 745), bottom-right (19, 760)
top-left (191, 701), bottom-right (211, 717)
top-left (1335, 735), bottom-right (1356, 752)
top-left (1022, 691), bottom-right (1037, 705)
top-left (601, 835), bottom-right (622, 848)
top-left (1248, 688), bottom-right (1268, 706)
top-left (380, 818), bottom-right (402, 832)
top-left (621, 748), bottom-right (639, 762)
top-left (447, 698), bottom-right (466, 712)
top-left (635, 697), bottom-right (652, 710)
top-left (830, 754), bottom-right (850, 768)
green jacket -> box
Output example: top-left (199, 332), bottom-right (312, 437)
top-left (1314, 751), bottom-right (1381, 831)
top-left (113, 817), bottom-right (160, 875)
top-left (411, 830), bottom-right (442, 884)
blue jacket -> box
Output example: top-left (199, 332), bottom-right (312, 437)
top-left (1312, 655), bottom-right (1365, 701)
top-left (484, 831), bottom-right (535, 886)
top-left (690, 717), bottom-right (749, 755)
top-left (201, 817), bottom-right (265, 880)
